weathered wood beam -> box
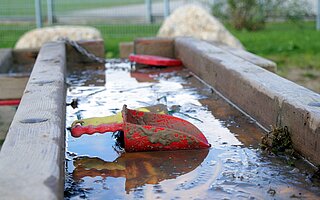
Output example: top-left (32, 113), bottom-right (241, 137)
top-left (212, 42), bottom-right (277, 72)
top-left (175, 37), bottom-right (320, 166)
top-left (0, 42), bottom-right (66, 200)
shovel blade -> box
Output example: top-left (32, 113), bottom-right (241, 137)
top-left (122, 105), bottom-right (211, 152)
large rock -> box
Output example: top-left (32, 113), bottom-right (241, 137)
top-left (15, 26), bottom-right (102, 49)
top-left (157, 5), bottom-right (244, 49)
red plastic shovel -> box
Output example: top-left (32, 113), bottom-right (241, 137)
top-left (129, 54), bottom-right (183, 67)
top-left (71, 105), bottom-right (210, 152)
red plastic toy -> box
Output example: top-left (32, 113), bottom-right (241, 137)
top-left (129, 54), bottom-right (183, 67)
top-left (71, 105), bottom-right (210, 152)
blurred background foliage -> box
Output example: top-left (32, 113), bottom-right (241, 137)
top-left (212, 0), bottom-right (312, 31)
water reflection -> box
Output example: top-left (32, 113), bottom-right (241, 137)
top-left (130, 66), bottom-right (183, 83)
top-left (73, 149), bottom-right (209, 193)
top-left (66, 62), bottom-right (320, 199)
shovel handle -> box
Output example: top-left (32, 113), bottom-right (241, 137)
top-left (71, 123), bottom-right (123, 138)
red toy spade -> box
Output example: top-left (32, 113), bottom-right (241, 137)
top-left (71, 105), bottom-right (211, 152)
top-left (129, 54), bottom-right (183, 67)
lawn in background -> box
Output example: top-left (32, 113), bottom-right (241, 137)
top-left (1, 21), bottom-right (320, 75)
top-left (0, 0), bottom-right (150, 16)
top-left (105, 21), bottom-right (320, 74)
top-left (0, 23), bottom-right (160, 55)
top-left (97, 24), bottom-right (160, 58)
top-left (0, 24), bottom-right (36, 48)
top-left (229, 21), bottom-right (320, 75)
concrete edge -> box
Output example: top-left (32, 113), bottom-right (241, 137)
top-left (0, 42), bottom-right (66, 200)
top-left (174, 37), bottom-right (320, 166)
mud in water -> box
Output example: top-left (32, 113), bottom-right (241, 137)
top-left (65, 62), bottom-right (320, 199)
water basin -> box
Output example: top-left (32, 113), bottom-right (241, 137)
top-left (65, 62), bottom-right (320, 199)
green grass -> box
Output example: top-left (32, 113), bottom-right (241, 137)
top-left (228, 21), bottom-right (320, 73)
top-left (1, 21), bottom-right (320, 74)
top-left (0, 24), bottom-right (35, 48)
top-left (1, 0), bottom-right (150, 16)
top-left (0, 23), bottom-right (160, 57)
top-left (97, 24), bottom-right (161, 57)
top-left (94, 21), bottom-right (320, 73)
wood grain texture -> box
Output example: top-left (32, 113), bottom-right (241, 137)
top-left (134, 37), bottom-right (174, 58)
top-left (0, 42), bottom-right (66, 200)
top-left (175, 37), bottom-right (320, 166)
top-left (210, 42), bottom-right (277, 72)
top-left (219, 45), bottom-right (277, 72)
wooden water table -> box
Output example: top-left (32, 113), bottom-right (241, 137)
top-left (0, 37), bottom-right (319, 199)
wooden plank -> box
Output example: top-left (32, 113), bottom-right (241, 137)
top-left (11, 49), bottom-right (37, 74)
top-left (119, 42), bottom-right (134, 59)
top-left (175, 37), bottom-right (320, 166)
top-left (0, 42), bottom-right (66, 200)
top-left (134, 37), bottom-right (175, 58)
top-left (211, 42), bottom-right (277, 72)
top-left (0, 76), bottom-right (29, 99)
top-left (12, 48), bottom-right (39, 66)
top-left (220, 45), bottom-right (277, 72)
top-left (0, 48), bottom-right (12, 73)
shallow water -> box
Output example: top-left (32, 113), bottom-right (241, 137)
top-left (65, 62), bottom-right (320, 199)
